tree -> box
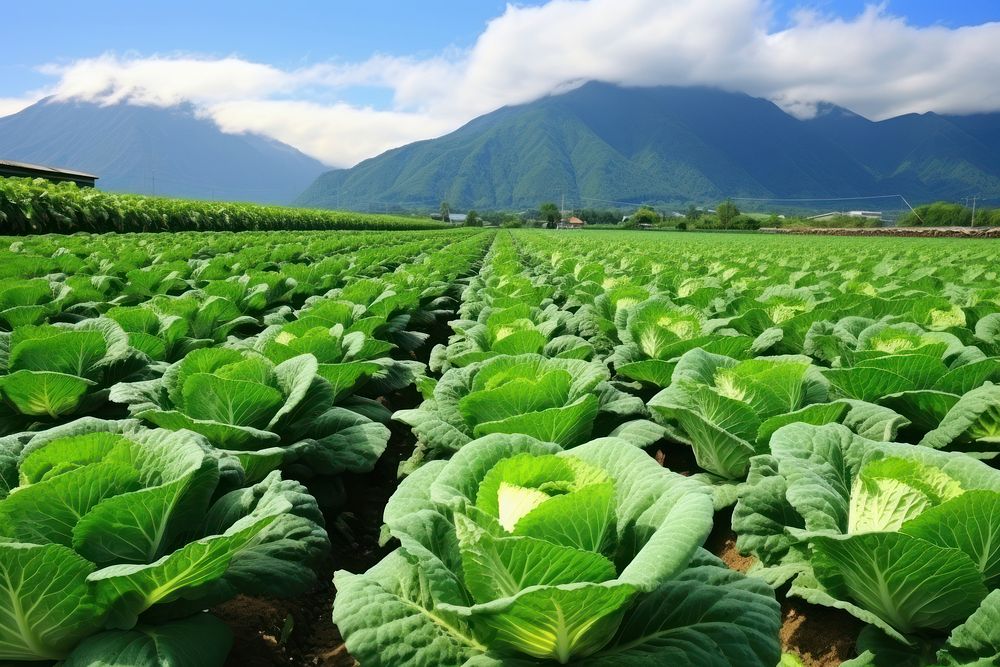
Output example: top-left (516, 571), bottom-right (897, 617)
top-left (629, 206), bottom-right (661, 227)
top-left (578, 208), bottom-right (623, 225)
top-left (685, 205), bottom-right (703, 221)
top-left (439, 201), bottom-right (451, 223)
top-left (465, 210), bottom-right (482, 227)
top-left (539, 202), bottom-right (560, 225)
top-left (717, 200), bottom-right (740, 228)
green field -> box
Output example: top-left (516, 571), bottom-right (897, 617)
top-left (2, 226), bottom-right (999, 666)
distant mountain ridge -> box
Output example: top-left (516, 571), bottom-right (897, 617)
top-left (295, 82), bottom-right (1000, 210)
top-left (0, 99), bottom-right (328, 204)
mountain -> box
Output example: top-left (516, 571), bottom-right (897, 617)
top-left (296, 82), bottom-right (1000, 210)
top-left (0, 99), bottom-right (328, 204)
top-left (804, 104), bottom-right (1000, 201)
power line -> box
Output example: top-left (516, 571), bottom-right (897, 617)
top-left (729, 194), bottom-right (906, 203)
top-left (728, 193), bottom-right (924, 225)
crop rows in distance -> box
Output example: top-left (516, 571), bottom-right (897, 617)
top-left (0, 177), bottom-right (448, 233)
top-left (2, 226), bottom-right (1000, 666)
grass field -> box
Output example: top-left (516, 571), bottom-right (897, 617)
top-left (2, 227), bottom-right (999, 666)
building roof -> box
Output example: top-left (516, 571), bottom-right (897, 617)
top-left (0, 159), bottom-right (99, 180)
top-left (807, 210), bottom-right (883, 220)
top-left (565, 216), bottom-right (585, 224)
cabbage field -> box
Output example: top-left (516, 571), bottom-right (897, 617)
top-left (2, 226), bottom-right (1000, 666)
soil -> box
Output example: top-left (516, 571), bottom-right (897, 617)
top-left (215, 401), bottom-right (417, 667)
top-left (650, 439), bottom-right (701, 476)
top-left (779, 595), bottom-right (864, 666)
top-left (213, 297), bottom-right (460, 666)
top-left (705, 508), bottom-right (864, 666)
top-left (705, 507), bottom-right (755, 574)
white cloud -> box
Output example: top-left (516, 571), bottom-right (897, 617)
top-left (0, 95), bottom-right (45, 117)
top-left (19, 0), bottom-right (1000, 166)
top-left (205, 100), bottom-right (456, 168)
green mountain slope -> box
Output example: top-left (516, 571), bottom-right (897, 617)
top-left (296, 83), bottom-right (1000, 210)
top-left (0, 99), bottom-right (328, 204)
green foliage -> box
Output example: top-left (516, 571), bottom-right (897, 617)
top-left (465, 210), bottom-right (483, 227)
top-left (717, 200), bottom-right (740, 227)
top-left (539, 202), bottom-right (560, 224)
top-left (904, 202), bottom-right (969, 227)
top-left (394, 353), bottom-right (659, 473)
top-left (0, 318), bottom-right (148, 432)
top-left (109, 348), bottom-right (391, 481)
top-left (898, 202), bottom-right (984, 227)
top-left (0, 418), bottom-right (328, 663)
top-left (628, 206), bottom-right (661, 227)
top-left (0, 177), bottom-right (446, 234)
top-left (577, 208), bottom-right (625, 225)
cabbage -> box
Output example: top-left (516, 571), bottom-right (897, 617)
top-left (334, 433), bottom-right (780, 666)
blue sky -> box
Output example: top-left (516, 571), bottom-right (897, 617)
top-left (5, 0), bottom-right (995, 103)
top-left (770, 0), bottom-right (996, 29)
top-left (2, 1), bottom-right (537, 103)
top-left (4, 0), bottom-right (998, 165)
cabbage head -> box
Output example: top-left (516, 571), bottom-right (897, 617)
top-left (0, 318), bottom-right (147, 433)
top-left (647, 349), bottom-right (862, 480)
top-left (734, 423), bottom-right (1000, 663)
top-left (0, 418), bottom-right (328, 665)
top-left (110, 347), bottom-right (389, 482)
top-left (394, 353), bottom-right (662, 473)
top-left (334, 433), bottom-right (780, 666)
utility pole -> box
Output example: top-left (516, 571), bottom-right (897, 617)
top-left (971, 195), bottom-right (979, 226)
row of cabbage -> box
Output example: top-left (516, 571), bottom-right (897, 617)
top-left (333, 232), bottom-right (784, 666)
top-left (0, 177), bottom-right (447, 234)
top-left (0, 229), bottom-right (493, 664)
top-left (334, 230), bottom-right (1000, 666)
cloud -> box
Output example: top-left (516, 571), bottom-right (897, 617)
top-left (0, 96), bottom-right (43, 117)
top-left (205, 100), bottom-right (456, 168)
top-left (21, 0), bottom-right (1000, 166)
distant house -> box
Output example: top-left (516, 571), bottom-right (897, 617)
top-left (558, 216), bottom-right (586, 229)
top-left (448, 213), bottom-right (468, 225)
top-left (0, 160), bottom-right (98, 188)
top-left (807, 210), bottom-right (883, 222)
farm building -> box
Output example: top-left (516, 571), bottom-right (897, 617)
top-left (448, 213), bottom-right (468, 225)
top-left (0, 160), bottom-right (98, 188)
top-left (558, 216), bottom-right (586, 229)
top-left (807, 210), bottom-right (883, 222)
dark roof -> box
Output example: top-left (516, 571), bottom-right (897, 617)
top-left (0, 159), bottom-right (98, 180)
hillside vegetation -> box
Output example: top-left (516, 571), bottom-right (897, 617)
top-left (296, 83), bottom-right (1000, 210)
